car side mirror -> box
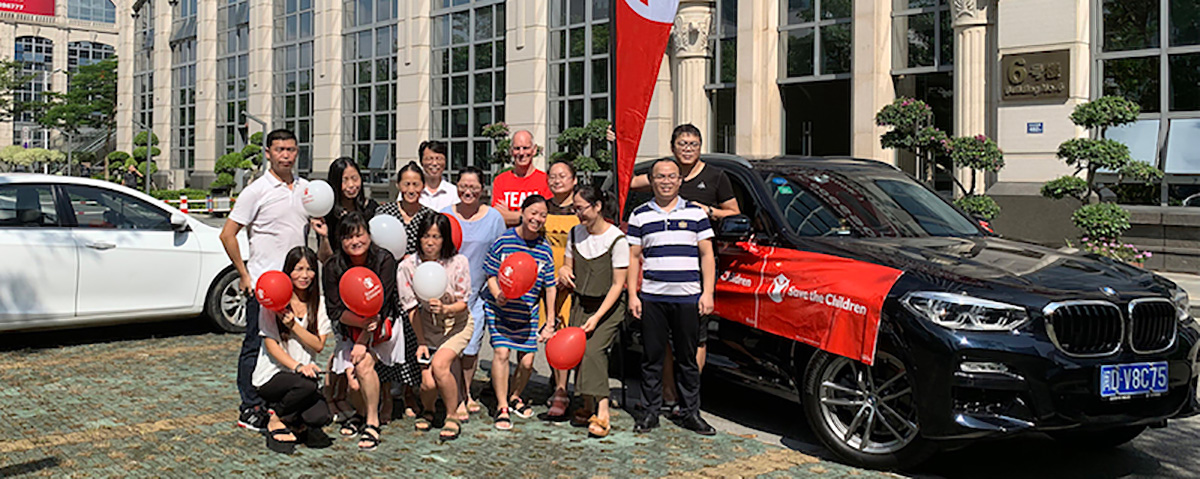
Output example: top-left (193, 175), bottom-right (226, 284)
top-left (170, 213), bottom-right (190, 232)
top-left (717, 214), bottom-right (752, 241)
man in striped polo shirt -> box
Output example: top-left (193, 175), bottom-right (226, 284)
top-left (626, 157), bottom-right (717, 435)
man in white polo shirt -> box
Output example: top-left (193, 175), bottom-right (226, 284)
top-left (418, 140), bottom-right (459, 211)
top-left (219, 129), bottom-right (311, 433)
top-left (626, 157), bottom-right (717, 436)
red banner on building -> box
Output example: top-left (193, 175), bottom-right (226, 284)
top-left (714, 243), bottom-right (904, 365)
top-left (0, 0), bottom-right (55, 17)
top-left (614, 0), bottom-right (678, 214)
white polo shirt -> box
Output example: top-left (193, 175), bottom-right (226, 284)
top-left (420, 177), bottom-right (459, 212)
top-left (228, 171), bottom-right (310, 285)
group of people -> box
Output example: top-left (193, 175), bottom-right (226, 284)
top-left (217, 123), bottom-right (738, 454)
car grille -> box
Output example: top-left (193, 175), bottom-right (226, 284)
top-left (1045, 302), bottom-right (1124, 357)
top-left (1129, 299), bottom-right (1177, 353)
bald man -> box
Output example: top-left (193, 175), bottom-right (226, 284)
top-left (491, 130), bottom-right (552, 226)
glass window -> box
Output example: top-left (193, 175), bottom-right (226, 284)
top-left (68, 0), bottom-right (117, 23)
top-left (891, 0), bottom-right (952, 73)
top-left (1103, 0), bottom-right (1160, 52)
top-left (1104, 119), bottom-right (1160, 167)
top-left (346, 2), bottom-right (399, 177)
top-left (1164, 119), bottom-right (1200, 174)
top-left (707, 0), bottom-right (737, 154)
top-left (0, 185), bottom-right (59, 228)
top-left (13, 37), bottom-right (53, 149)
top-left (1169, 52), bottom-right (1200, 111)
top-left (1102, 56), bottom-right (1161, 113)
top-left (1172, 0), bottom-right (1200, 46)
top-left (434, 0), bottom-right (505, 173)
top-left (780, 0), bottom-right (852, 80)
top-left (64, 186), bottom-right (170, 231)
top-left (218, 1), bottom-right (250, 155)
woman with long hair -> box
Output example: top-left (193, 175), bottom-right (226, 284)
top-left (484, 194), bottom-right (558, 431)
top-left (322, 211), bottom-right (417, 451)
top-left (398, 214), bottom-right (473, 441)
top-left (313, 156), bottom-right (379, 425)
top-left (253, 246), bottom-right (333, 453)
top-left (558, 185), bottom-right (629, 438)
top-left (442, 166), bottom-right (505, 419)
top-left (315, 157), bottom-right (379, 263)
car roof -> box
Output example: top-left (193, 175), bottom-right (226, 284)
top-left (634, 154), bottom-right (903, 175)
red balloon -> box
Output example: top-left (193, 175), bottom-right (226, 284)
top-left (339, 266), bottom-right (384, 317)
top-left (498, 251), bottom-right (538, 299)
top-left (256, 270), bottom-right (293, 312)
top-left (443, 213), bottom-right (463, 250)
top-left (546, 327), bottom-right (587, 370)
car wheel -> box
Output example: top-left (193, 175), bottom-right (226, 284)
top-left (802, 349), bottom-right (935, 470)
top-left (205, 269), bottom-right (247, 333)
top-left (1049, 425), bottom-right (1147, 450)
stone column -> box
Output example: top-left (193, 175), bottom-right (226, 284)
top-left (670, 0), bottom-right (713, 149)
top-left (503, 0), bottom-right (550, 169)
top-left (192, 0), bottom-right (220, 183)
top-left (115, 3), bottom-right (137, 156)
top-left (311, 0), bottom-right (346, 175)
top-left (850, 0), bottom-right (894, 163)
top-left (953, 0), bottom-right (993, 194)
top-left (247, 1), bottom-right (274, 138)
top-left (152, 0), bottom-right (175, 187)
top-left (953, 0), bottom-right (990, 137)
top-left (735, 0), bottom-right (782, 157)
top-left (394, 0), bottom-right (431, 169)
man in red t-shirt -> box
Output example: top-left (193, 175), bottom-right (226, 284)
top-left (491, 129), bottom-right (552, 226)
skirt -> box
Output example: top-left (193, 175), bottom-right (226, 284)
top-left (330, 317), bottom-right (420, 387)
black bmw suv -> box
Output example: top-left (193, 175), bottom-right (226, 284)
top-left (621, 155), bottom-right (1200, 470)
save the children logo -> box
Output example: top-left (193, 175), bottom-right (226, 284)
top-left (718, 270), bottom-right (752, 287)
top-left (768, 274), bottom-right (790, 303)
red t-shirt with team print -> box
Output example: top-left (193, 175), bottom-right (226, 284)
top-left (491, 169), bottom-right (552, 211)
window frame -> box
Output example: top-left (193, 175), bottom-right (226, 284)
top-left (777, 0), bottom-right (854, 85)
top-left (432, 0), bottom-right (506, 176)
top-left (62, 185), bottom-right (173, 231)
top-left (0, 183), bottom-right (63, 228)
top-left (1091, 0), bottom-right (1200, 195)
top-left (889, 0), bottom-right (953, 75)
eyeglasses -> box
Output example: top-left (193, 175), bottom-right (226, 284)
top-left (548, 174), bottom-right (574, 181)
top-left (674, 141), bottom-right (701, 150)
top-left (652, 173), bottom-right (681, 181)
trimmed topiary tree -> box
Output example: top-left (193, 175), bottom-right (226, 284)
top-left (1041, 96), bottom-right (1162, 251)
top-left (550, 119), bottom-right (611, 180)
top-left (876, 97), bottom-right (1007, 221)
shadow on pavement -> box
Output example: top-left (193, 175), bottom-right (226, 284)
top-left (0, 457), bottom-right (60, 476)
top-left (0, 316), bottom-right (216, 352)
top-left (911, 434), bottom-right (1165, 479)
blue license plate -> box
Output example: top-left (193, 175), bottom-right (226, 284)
top-left (1099, 362), bottom-right (1168, 398)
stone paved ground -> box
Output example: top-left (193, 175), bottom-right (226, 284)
top-left (0, 332), bottom-right (891, 479)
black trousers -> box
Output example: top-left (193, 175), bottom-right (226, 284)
top-left (236, 297), bottom-right (263, 410)
top-left (256, 372), bottom-right (332, 428)
top-left (639, 298), bottom-right (702, 417)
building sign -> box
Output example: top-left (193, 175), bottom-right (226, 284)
top-left (1001, 50), bottom-right (1070, 102)
top-left (0, 0), bottom-right (54, 17)
top-left (1027, 122), bottom-right (1044, 134)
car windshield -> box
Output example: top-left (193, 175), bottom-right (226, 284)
top-left (768, 168), bottom-right (981, 238)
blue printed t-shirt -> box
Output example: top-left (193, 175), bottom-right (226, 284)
top-left (482, 228), bottom-right (557, 320)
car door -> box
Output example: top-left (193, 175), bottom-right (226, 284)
top-left (63, 185), bottom-right (202, 317)
top-left (0, 182), bottom-right (78, 325)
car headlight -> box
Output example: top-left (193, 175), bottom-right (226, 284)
top-left (1172, 288), bottom-right (1192, 323)
top-left (901, 292), bottom-right (1030, 331)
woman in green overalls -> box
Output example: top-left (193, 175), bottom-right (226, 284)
top-left (557, 185), bottom-right (629, 438)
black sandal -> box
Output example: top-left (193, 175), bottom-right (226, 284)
top-left (266, 428), bottom-right (298, 454)
top-left (415, 411), bottom-right (435, 432)
top-left (494, 407), bottom-right (513, 431)
top-left (439, 417), bottom-right (461, 441)
top-left (358, 424), bottom-right (381, 451)
top-left (339, 414), bottom-right (365, 437)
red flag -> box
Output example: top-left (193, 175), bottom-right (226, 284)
top-left (614, 0), bottom-right (679, 214)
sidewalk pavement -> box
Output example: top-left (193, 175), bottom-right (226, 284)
top-left (0, 332), bottom-right (891, 478)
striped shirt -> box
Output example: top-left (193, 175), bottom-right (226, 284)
top-left (482, 228), bottom-right (557, 351)
top-left (626, 198), bottom-right (713, 303)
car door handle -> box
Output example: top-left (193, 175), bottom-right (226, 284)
top-left (85, 241), bottom-right (116, 250)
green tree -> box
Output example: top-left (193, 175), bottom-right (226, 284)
top-left (550, 119), bottom-right (611, 178)
top-left (35, 58), bottom-right (117, 137)
top-left (1041, 96), bottom-right (1161, 245)
top-left (0, 60), bottom-right (36, 122)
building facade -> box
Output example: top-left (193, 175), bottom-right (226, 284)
top-left (0, 1), bottom-right (118, 152)
top-left (107, 0), bottom-right (1197, 206)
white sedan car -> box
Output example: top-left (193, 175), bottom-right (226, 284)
top-left (0, 174), bottom-right (247, 333)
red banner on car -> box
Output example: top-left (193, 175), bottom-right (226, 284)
top-left (714, 244), bottom-right (903, 365)
top-left (0, 0), bottom-right (55, 17)
top-left (614, 0), bottom-right (678, 214)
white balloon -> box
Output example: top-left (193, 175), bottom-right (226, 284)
top-left (413, 261), bottom-right (448, 301)
top-left (302, 179), bottom-right (335, 217)
top-left (369, 214), bottom-right (407, 260)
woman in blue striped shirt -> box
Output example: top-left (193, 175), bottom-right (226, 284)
top-left (482, 194), bottom-right (558, 430)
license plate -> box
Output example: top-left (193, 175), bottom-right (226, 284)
top-left (1099, 362), bottom-right (1168, 398)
